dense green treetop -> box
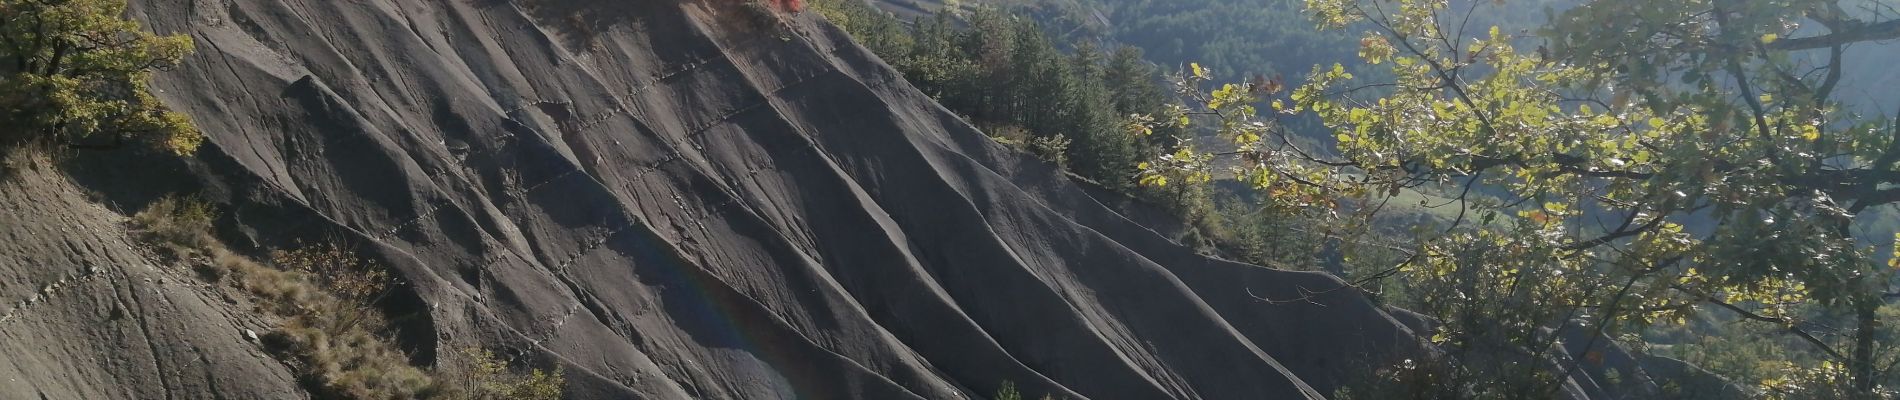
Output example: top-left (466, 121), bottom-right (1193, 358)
top-left (0, 0), bottom-right (199, 155)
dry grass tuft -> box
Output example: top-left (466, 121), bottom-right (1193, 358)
top-left (131, 194), bottom-right (217, 254)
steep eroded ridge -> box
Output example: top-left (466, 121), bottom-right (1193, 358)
top-left (115, 0), bottom-right (1426, 398)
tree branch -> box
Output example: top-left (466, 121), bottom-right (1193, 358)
top-left (1700, 293), bottom-right (1849, 361)
top-left (1769, 19), bottom-right (1900, 51)
top-left (1563, 208), bottom-right (1668, 252)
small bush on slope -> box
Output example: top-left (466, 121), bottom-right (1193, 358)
top-left (129, 195), bottom-right (216, 253)
top-left (993, 381), bottom-right (1055, 400)
top-left (439, 347), bottom-right (566, 400)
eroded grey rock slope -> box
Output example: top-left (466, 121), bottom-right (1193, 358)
top-left (105, 0), bottom-right (1439, 398)
top-left (0, 166), bottom-right (304, 400)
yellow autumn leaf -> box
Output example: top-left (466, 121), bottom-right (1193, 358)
top-left (1234, 132), bottom-right (1259, 145)
top-left (1760, 33), bottom-right (1778, 44)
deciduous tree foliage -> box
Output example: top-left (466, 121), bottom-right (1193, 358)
top-left (1144, 0), bottom-right (1900, 395)
top-left (0, 0), bottom-right (199, 155)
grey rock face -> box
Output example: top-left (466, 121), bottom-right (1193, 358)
top-left (0, 0), bottom-right (1439, 398)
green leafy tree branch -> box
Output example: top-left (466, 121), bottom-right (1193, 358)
top-left (1143, 0), bottom-right (1900, 395)
top-left (0, 0), bottom-right (200, 155)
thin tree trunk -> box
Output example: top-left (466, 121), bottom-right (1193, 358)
top-left (1854, 300), bottom-right (1878, 393)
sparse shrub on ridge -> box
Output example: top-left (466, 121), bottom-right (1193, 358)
top-left (133, 198), bottom-right (437, 398)
top-left (130, 196), bottom-right (564, 399)
top-left (439, 347), bottom-right (566, 400)
top-left (993, 381), bottom-right (1055, 400)
top-left (271, 241), bottom-right (390, 332)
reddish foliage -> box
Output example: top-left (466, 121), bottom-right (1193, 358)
top-left (773, 0), bottom-right (803, 12)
